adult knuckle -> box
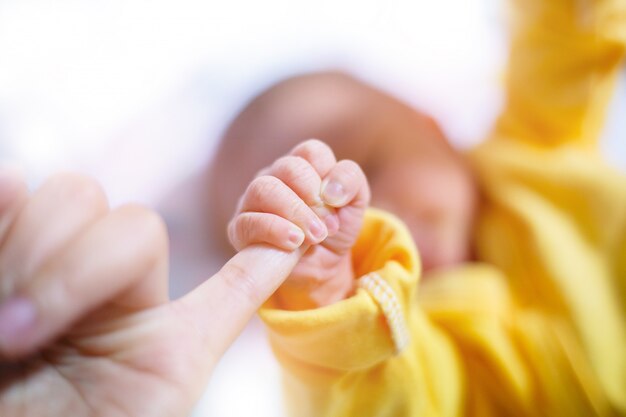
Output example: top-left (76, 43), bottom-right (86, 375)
top-left (49, 172), bottom-right (108, 214)
top-left (221, 262), bottom-right (263, 306)
top-left (120, 204), bottom-right (168, 257)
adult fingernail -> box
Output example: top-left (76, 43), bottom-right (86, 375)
top-left (0, 296), bottom-right (36, 349)
top-left (309, 219), bottom-right (328, 241)
top-left (321, 180), bottom-right (346, 206)
top-left (287, 227), bottom-right (305, 248)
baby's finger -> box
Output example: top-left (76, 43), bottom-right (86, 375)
top-left (0, 173), bottom-right (108, 296)
top-left (267, 154), bottom-right (340, 236)
top-left (290, 139), bottom-right (337, 179)
top-left (268, 156), bottom-right (323, 206)
top-left (0, 168), bottom-right (28, 246)
top-left (0, 204), bottom-right (169, 359)
top-left (239, 175), bottom-right (328, 244)
top-left (318, 160), bottom-right (370, 255)
top-left (320, 159), bottom-right (371, 208)
top-left (287, 141), bottom-right (341, 234)
top-left (228, 212), bottom-right (305, 252)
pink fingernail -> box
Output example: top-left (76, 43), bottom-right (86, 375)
top-left (309, 219), bottom-right (328, 241)
top-left (321, 181), bottom-right (347, 206)
top-left (0, 296), bottom-right (37, 349)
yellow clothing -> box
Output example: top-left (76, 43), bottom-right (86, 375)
top-left (260, 0), bottom-right (626, 415)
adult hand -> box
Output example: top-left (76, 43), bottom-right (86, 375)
top-left (0, 170), bottom-right (303, 416)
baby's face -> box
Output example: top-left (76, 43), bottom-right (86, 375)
top-left (369, 157), bottom-right (476, 273)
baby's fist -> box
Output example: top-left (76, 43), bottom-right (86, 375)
top-left (229, 140), bottom-right (370, 307)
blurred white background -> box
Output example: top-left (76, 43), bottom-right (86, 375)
top-left (0, 1), bottom-right (624, 416)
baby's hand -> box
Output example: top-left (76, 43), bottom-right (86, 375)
top-left (229, 139), bottom-right (370, 309)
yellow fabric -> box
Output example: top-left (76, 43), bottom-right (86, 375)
top-left (498, 0), bottom-right (626, 148)
top-left (260, 0), bottom-right (626, 415)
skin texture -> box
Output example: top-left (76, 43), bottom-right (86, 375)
top-left (207, 71), bottom-right (478, 274)
top-left (229, 140), bottom-right (370, 309)
top-left (0, 170), bottom-right (311, 416)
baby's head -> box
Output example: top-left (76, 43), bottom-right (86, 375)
top-left (368, 123), bottom-right (478, 273)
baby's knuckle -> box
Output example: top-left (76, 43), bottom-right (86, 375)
top-left (271, 155), bottom-right (294, 170)
top-left (265, 215), bottom-right (282, 238)
top-left (227, 218), bottom-right (241, 248)
top-left (296, 139), bottom-right (333, 159)
top-left (341, 160), bottom-right (362, 178)
top-left (274, 155), bottom-right (302, 173)
top-left (276, 157), bottom-right (315, 185)
top-left (286, 201), bottom-right (308, 223)
top-left (249, 175), bottom-right (282, 201)
top-left (240, 214), bottom-right (256, 243)
top-left (302, 138), bottom-right (330, 153)
top-left (229, 215), bottom-right (247, 247)
top-left (253, 166), bottom-right (271, 179)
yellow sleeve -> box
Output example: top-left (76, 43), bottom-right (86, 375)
top-left (260, 209), bottom-right (464, 417)
top-left (467, 138), bottom-right (626, 415)
top-left (495, 0), bottom-right (626, 148)
top-left (469, 1), bottom-right (626, 412)
top-left (261, 205), bottom-right (626, 416)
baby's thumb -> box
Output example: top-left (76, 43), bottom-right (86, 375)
top-left (319, 160), bottom-right (370, 254)
top-left (176, 244), bottom-right (305, 361)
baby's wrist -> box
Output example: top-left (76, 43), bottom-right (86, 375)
top-left (274, 254), bottom-right (355, 311)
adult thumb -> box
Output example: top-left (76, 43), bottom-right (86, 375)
top-left (175, 243), bottom-right (304, 360)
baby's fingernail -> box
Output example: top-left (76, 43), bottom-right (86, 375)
top-left (0, 296), bottom-right (37, 350)
top-left (288, 227), bottom-right (305, 248)
top-left (321, 180), bottom-right (347, 206)
top-left (309, 219), bottom-right (328, 241)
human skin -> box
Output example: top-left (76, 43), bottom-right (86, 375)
top-left (207, 71), bottom-right (478, 273)
top-left (0, 170), bottom-right (314, 416)
top-left (230, 139), bottom-right (370, 309)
